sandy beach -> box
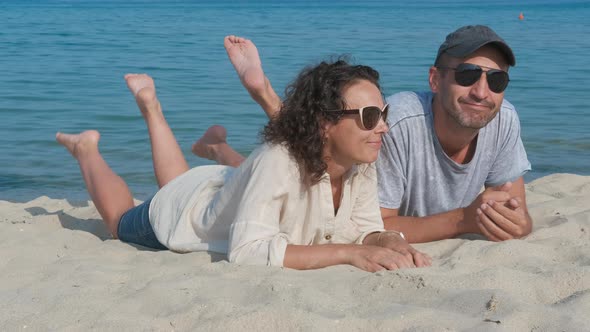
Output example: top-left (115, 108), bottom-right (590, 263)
top-left (1, 173), bottom-right (588, 331)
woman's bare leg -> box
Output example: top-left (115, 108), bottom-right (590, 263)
top-left (224, 35), bottom-right (282, 118)
top-left (192, 125), bottom-right (245, 167)
top-left (189, 35), bottom-right (282, 167)
top-left (125, 74), bottom-right (189, 188)
top-left (56, 130), bottom-right (132, 237)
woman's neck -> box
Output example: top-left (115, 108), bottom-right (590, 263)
top-left (325, 159), bottom-right (347, 215)
top-left (325, 158), bottom-right (350, 182)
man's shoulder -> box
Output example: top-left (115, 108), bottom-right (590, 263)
top-left (499, 98), bottom-right (517, 115)
top-left (492, 98), bottom-right (521, 129)
top-left (385, 91), bottom-right (432, 126)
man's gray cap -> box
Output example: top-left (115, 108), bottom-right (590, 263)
top-left (434, 25), bottom-right (516, 66)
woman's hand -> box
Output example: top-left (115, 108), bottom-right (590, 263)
top-left (365, 231), bottom-right (432, 267)
top-left (348, 245), bottom-right (416, 272)
top-left (284, 244), bottom-right (414, 271)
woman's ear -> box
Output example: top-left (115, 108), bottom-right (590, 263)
top-left (321, 120), bottom-right (334, 141)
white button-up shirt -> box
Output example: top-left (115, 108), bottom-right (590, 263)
top-left (149, 143), bottom-right (384, 267)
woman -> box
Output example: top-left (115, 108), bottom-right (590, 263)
top-left (56, 59), bottom-right (430, 271)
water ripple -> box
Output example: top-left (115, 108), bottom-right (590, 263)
top-left (1, 0), bottom-right (589, 201)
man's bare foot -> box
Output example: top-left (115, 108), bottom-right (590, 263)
top-left (56, 130), bottom-right (101, 159)
top-left (124, 73), bottom-right (161, 116)
top-left (191, 125), bottom-right (228, 160)
top-left (224, 35), bottom-right (268, 98)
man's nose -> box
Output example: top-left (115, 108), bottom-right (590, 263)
top-left (469, 72), bottom-right (489, 100)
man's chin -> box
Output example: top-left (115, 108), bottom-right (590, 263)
top-left (456, 111), bottom-right (499, 129)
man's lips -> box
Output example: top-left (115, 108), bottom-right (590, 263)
top-left (459, 97), bottom-right (494, 110)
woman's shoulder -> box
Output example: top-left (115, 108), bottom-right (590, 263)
top-left (243, 143), bottom-right (299, 174)
top-left (250, 143), bottom-right (291, 161)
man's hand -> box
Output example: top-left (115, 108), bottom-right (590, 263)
top-left (476, 197), bottom-right (532, 241)
top-left (374, 231), bottom-right (432, 267)
top-left (462, 182), bottom-right (513, 234)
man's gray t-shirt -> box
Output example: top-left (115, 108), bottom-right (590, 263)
top-left (377, 91), bottom-right (531, 217)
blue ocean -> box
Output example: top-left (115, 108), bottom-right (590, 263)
top-left (1, 0), bottom-right (589, 202)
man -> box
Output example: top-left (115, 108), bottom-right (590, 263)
top-left (376, 25), bottom-right (532, 243)
top-left (194, 27), bottom-right (532, 244)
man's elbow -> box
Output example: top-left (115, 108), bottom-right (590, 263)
top-left (380, 207), bottom-right (399, 221)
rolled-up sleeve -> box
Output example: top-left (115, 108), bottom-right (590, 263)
top-left (228, 213), bottom-right (289, 267)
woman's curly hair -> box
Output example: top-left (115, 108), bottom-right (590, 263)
top-left (262, 57), bottom-right (381, 184)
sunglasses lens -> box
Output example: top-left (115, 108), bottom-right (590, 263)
top-left (454, 66), bottom-right (482, 87)
top-left (451, 63), bottom-right (509, 93)
top-left (362, 106), bottom-right (382, 130)
top-left (486, 70), bottom-right (509, 93)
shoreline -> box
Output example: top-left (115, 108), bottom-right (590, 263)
top-left (2, 169), bottom-right (588, 205)
top-left (1, 173), bottom-right (589, 330)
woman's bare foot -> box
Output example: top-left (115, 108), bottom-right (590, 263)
top-left (192, 125), bottom-right (228, 160)
top-left (124, 73), bottom-right (161, 117)
top-left (55, 130), bottom-right (101, 159)
top-left (224, 35), bottom-right (267, 96)
top-left (224, 35), bottom-right (282, 118)
top-left (192, 125), bottom-right (246, 167)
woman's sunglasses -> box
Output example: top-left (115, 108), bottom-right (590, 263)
top-left (437, 63), bottom-right (510, 93)
top-left (327, 104), bottom-right (389, 130)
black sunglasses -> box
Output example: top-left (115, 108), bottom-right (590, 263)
top-left (437, 63), bottom-right (510, 93)
top-left (327, 104), bottom-right (389, 130)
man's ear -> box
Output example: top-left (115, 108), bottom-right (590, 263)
top-left (429, 66), bottom-right (441, 93)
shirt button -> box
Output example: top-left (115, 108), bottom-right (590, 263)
top-left (324, 234), bottom-right (332, 240)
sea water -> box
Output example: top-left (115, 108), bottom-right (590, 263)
top-left (1, 0), bottom-right (589, 201)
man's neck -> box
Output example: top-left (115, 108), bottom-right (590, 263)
top-left (432, 99), bottom-right (479, 164)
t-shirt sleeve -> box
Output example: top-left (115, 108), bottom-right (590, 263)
top-left (377, 127), bottom-right (407, 210)
top-left (347, 164), bottom-right (386, 244)
top-left (227, 147), bottom-right (292, 267)
top-left (485, 103), bottom-right (532, 187)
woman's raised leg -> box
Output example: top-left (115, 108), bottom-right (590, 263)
top-left (224, 35), bottom-right (281, 118)
top-left (191, 125), bottom-right (246, 167)
top-left (56, 130), bottom-right (133, 237)
top-left (125, 74), bottom-right (189, 188)
top-left (189, 35), bottom-right (282, 168)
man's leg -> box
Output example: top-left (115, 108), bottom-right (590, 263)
top-left (56, 130), bottom-right (133, 237)
top-left (125, 74), bottom-right (189, 188)
top-left (224, 35), bottom-right (282, 118)
top-left (192, 125), bottom-right (245, 167)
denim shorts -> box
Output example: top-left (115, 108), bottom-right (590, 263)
top-left (117, 197), bottom-right (167, 250)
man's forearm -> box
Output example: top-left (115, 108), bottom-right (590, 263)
top-left (383, 208), bottom-right (477, 243)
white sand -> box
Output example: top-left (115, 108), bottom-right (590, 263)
top-left (1, 173), bottom-right (588, 331)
